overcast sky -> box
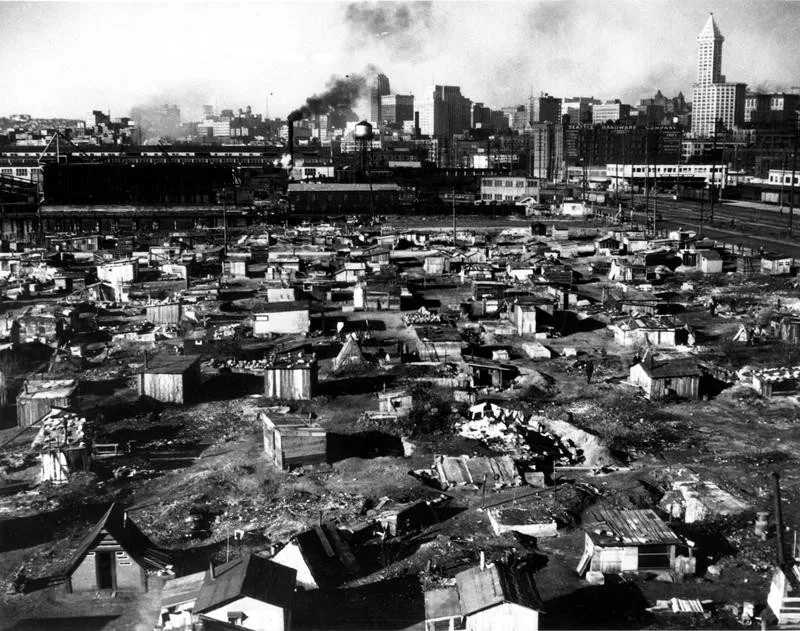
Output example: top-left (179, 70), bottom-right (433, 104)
top-left (1, 0), bottom-right (799, 121)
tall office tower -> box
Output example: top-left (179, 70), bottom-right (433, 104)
top-left (369, 73), bottom-right (391, 125)
top-left (380, 94), bottom-right (415, 125)
top-left (530, 93), bottom-right (561, 124)
top-left (691, 14), bottom-right (746, 137)
top-left (417, 85), bottom-right (472, 137)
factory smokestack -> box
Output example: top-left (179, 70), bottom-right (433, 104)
top-left (287, 120), bottom-right (294, 168)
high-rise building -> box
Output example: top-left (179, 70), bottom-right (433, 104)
top-left (691, 14), bottom-right (746, 137)
top-left (369, 74), bottom-right (391, 124)
top-left (560, 97), bottom-right (601, 124)
top-left (417, 86), bottom-right (472, 137)
top-left (380, 94), bottom-right (414, 125)
top-left (530, 93), bottom-right (561, 124)
top-left (592, 101), bottom-right (632, 124)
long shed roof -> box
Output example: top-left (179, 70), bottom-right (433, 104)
top-left (586, 508), bottom-right (683, 547)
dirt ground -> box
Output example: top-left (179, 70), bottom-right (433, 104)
top-left (5, 228), bottom-right (800, 628)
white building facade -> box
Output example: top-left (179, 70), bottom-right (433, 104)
top-left (691, 14), bottom-right (746, 137)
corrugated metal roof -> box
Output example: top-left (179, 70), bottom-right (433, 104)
top-left (587, 508), bottom-right (683, 546)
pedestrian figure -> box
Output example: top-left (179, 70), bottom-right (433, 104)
top-left (584, 360), bottom-right (595, 384)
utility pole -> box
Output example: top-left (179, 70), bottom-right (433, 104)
top-left (627, 128), bottom-right (633, 222)
top-left (222, 188), bottom-right (228, 257)
top-left (699, 190), bottom-right (704, 236)
top-left (644, 131), bottom-right (650, 228)
top-left (710, 119), bottom-right (718, 223)
top-left (779, 149), bottom-right (787, 215)
top-left (452, 187), bottom-right (457, 245)
top-left (652, 128), bottom-right (659, 235)
top-left (789, 116), bottom-right (798, 237)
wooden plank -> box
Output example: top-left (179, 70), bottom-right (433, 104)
top-left (314, 526), bottom-right (335, 558)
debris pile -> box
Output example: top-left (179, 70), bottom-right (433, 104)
top-left (402, 307), bottom-right (441, 326)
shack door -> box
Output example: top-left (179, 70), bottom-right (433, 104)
top-left (96, 551), bottom-right (115, 589)
top-left (637, 544), bottom-right (671, 570)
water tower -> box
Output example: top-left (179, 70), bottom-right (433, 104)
top-left (354, 120), bottom-right (373, 174)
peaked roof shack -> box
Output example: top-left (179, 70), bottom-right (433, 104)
top-left (65, 503), bottom-right (170, 576)
top-left (455, 562), bottom-right (544, 616)
top-left (194, 554), bottom-right (296, 614)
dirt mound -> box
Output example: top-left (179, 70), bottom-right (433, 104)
top-left (530, 414), bottom-right (620, 469)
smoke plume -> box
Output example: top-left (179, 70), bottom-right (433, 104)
top-left (344, 1), bottom-right (434, 60)
top-left (130, 102), bottom-right (182, 143)
top-left (288, 67), bottom-right (379, 123)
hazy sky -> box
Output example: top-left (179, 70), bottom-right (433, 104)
top-left (1, 0), bottom-right (799, 121)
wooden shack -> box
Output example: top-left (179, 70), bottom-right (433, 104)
top-left (270, 522), bottom-right (361, 589)
top-left (31, 408), bottom-right (90, 484)
top-left (253, 301), bottom-right (311, 336)
top-left (261, 412), bottom-right (327, 470)
top-left (761, 254), bottom-right (793, 276)
top-left (629, 353), bottom-right (701, 400)
top-left (17, 378), bottom-right (78, 428)
top-left (752, 366), bottom-right (800, 398)
top-left (611, 315), bottom-right (679, 348)
top-left (65, 503), bottom-right (170, 593)
top-left (264, 354), bottom-right (318, 400)
top-left (577, 508), bottom-right (692, 576)
top-left (429, 454), bottom-right (521, 491)
top-left (145, 303), bottom-right (183, 326)
top-left (464, 358), bottom-right (519, 388)
top-left (138, 355), bottom-right (201, 404)
top-left (774, 316), bottom-right (800, 344)
top-left (410, 325), bottom-right (464, 362)
top-left (768, 564), bottom-right (800, 626)
top-left (455, 562), bottom-right (543, 631)
top-left (378, 389), bottom-right (413, 418)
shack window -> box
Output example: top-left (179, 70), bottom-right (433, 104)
top-left (638, 544), bottom-right (671, 569)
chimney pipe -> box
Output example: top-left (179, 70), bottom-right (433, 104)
top-left (773, 471), bottom-right (787, 567)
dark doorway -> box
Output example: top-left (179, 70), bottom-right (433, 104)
top-left (96, 552), bottom-right (114, 589)
top-left (637, 544), bottom-right (671, 570)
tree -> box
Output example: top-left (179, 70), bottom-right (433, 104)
top-left (401, 383), bottom-right (457, 436)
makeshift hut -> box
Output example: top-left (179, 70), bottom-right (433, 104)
top-left (17, 378), bottom-right (78, 428)
top-left (332, 334), bottom-right (368, 372)
top-left (269, 523), bottom-right (361, 589)
top-left (138, 355), bottom-right (201, 404)
top-left (264, 353), bottom-right (318, 400)
top-left (30, 408), bottom-right (90, 484)
top-left (454, 562), bottom-right (544, 631)
top-left (629, 352), bottom-right (702, 400)
top-left (145, 303), bottom-right (183, 326)
top-left (261, 412), bottom-right (327, 470)
top-left (577, 508), bottom-right (693, 576)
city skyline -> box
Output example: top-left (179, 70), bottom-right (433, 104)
top-left (1, 1), bottom-right (799, 121)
